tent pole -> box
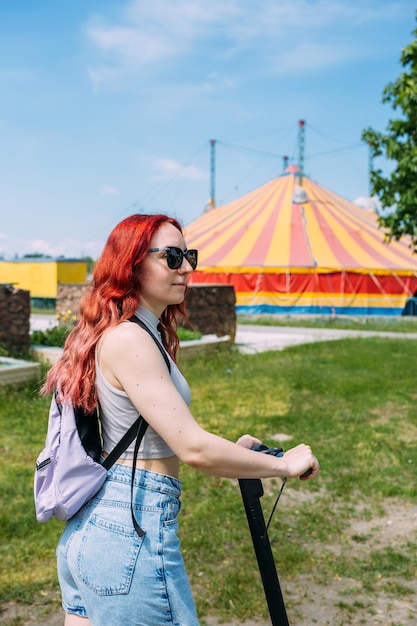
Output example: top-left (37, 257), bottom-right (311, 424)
top-left (298, 120), bottom-right (305, 186)
top-left (209, 139), bottom-right (216, 208)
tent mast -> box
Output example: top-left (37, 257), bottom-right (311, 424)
top-left (298, 119), bottom-right (305, 185)
top-left (208, 139), bottom-right (216, 208)
top-left (368, 142), bottom-right (374, 197)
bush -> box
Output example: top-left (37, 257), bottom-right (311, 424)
top-left (30, 324), bottom-right (201, 348)
top-left (30, 326), bottom-right (71, 347)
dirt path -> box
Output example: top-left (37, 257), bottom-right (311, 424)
top-left (2, 580), bottom-right (416, 626)
top-left (2, 499), bottom-right (416, 625)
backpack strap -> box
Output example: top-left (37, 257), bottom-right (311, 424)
top-left (101, 415), bottom-right (143, 470)
top-left (128, 315), bottom-right (171, 371)
top-left (108, 314), bottom-right (172, 536)
top-left (102, 316), bottom-right (171, 470)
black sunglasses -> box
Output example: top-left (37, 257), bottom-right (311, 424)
top-left (147, 246), bottom-right (198, 270)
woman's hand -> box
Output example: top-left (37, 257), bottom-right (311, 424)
top-left (235, 434), bottom-right (263, 449)
top-left (283, 444), bottom-right (319, 480)
top-left (236, 437), bottom-right (319, 480)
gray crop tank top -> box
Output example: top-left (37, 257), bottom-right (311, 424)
top-left (96, 306), bottom-right (191, 460)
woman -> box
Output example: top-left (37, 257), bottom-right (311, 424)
top-left (42, 213), bottom-right (319, 626)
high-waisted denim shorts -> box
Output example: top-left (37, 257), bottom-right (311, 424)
top-left (57, 464), bottom-right (200, 625)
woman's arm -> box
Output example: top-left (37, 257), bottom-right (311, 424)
top-left (99, 323), bottom-right (319, 480)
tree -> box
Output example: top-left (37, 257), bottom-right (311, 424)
top-left (80, 256), bottom-right (95, 275)
top-left (362, 17), bottom-right (417, 250)
top-left (23, 252), bottom-right (52, 259)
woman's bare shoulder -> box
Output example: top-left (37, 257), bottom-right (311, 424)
top-left (100, 320), bottom-right (156, 356)
top-left (99, 320), bottom-right (169, 389)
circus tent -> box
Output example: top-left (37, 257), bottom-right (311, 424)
top-left (185, 166), bottom-right (417, 316)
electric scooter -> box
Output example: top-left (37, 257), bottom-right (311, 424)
top-left (238, 445), bottom-right (313, 626)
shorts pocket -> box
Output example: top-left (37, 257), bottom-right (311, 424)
top-left (162, 494), bottom-right (181, 527)
top-left (77, 513), bottom-right (144, 596)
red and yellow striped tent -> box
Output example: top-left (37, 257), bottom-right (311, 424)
top-left (185, 166), bottom-right (417, 316)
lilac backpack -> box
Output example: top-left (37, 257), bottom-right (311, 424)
top-left (34, 316), bottom-right (170, 531)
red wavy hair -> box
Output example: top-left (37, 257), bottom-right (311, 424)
top-left (42, 214), bottom-right (188, 411)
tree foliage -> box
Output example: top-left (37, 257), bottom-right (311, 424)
top-left (362, 17), bottom-right (417, 250)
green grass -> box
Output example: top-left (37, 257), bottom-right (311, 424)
top-left (1, 337), bottom-right (417, 623)
top-left (238, 313), bottom-right (417, 333)
top-left (30, 306), bottom-right (56, 315)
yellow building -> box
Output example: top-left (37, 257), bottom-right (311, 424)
top-left (0, 258), bottom-right (88, 305)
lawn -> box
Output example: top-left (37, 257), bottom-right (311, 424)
top-left (1, 336), bottom-right (416, 625)
top-left (237, 313), bottom-right (417, 333)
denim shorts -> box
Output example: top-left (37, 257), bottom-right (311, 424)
top-left (57, 464), bottom-right (200, 625)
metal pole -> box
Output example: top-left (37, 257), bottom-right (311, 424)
top-left (368, 143), bottom-right (374, 198)
top-left (298, 120), bottom-right (305, 186)
top-left (238, 478), bottom-right (290, 626)
top-left (209, 139), bottom-right (216, 208)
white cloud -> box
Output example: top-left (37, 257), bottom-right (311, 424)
top-left (240, 0), bottom-right (399, 32)
top-left (84, 0), bottom-right (401, 89)
top-left (124, 0), bottom-right (237, 41)
top-left (271, 42), bottom-right (362, 75)
top-left (85, 0), bottom-right (232, 87)
top-left (30, 238), bottom-right (104, 259)
top-left (0, 237), bottom-right (104, 261)
top-left (354, 196), bottom-right (382, 212)
top-left (87, 25), bottom-right (172, 66)
top-left (100, 184), bottom-right (120, 196)
top-left (151, 158), bottom-right (207, 181)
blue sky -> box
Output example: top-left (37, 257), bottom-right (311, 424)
top-left (0, 0), bottom-right (415, 259)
